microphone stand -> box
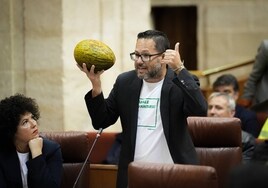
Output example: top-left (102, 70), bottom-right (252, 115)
top-left (72, 128), bottom-right (103, 188)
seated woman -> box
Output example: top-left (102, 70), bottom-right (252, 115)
top-left (0, 94), bottom-right (63, 188)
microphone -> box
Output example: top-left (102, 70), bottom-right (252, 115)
top-left (72, 128), bottom-right (103, 188)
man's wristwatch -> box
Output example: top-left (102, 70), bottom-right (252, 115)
top-left (173, 61), bottom-right (185, 74)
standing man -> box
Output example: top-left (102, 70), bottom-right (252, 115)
top-left (78, 30), bottom-right (207, 188)
top-left (240, 40), bottom-right (268, 111)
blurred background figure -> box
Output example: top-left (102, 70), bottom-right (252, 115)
top-left (228, 163), bottom-right (268, 188)
top-left (240, 40), bottom-right (268, 112)
top-left (212, 74), bottom-right (261, 137)
top-left (207, 92), bottom-right (255, 163)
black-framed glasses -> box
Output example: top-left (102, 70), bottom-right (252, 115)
top-left (130, 52), bottom-right (164, 63)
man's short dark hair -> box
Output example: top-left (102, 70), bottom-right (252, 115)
top-left (212, 74), bottom-right (239, 92)
top-left (137, 30), bottom-right (170, 53)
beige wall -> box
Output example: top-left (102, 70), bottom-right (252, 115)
top-left (0, 0), bottom-right (25, 97)
top-left (61, 0), bottom-right (151, 132)
top-left (152, 0), bottom-right (268, 81)
top-left (1, 0), bottom-right (268, 132)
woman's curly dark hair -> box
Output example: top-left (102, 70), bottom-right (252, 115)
top-left (0, 93), bottom-right (40, 149)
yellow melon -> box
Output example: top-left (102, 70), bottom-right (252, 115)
top-left (74, 39), bottom-right (116, 72)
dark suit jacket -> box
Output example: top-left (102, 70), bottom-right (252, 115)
top-left (235, 104), bottom-right (260, 137)
top-left (0, 138), bottom-right (63, 188)
top-left (85, 68), bottom-right (207, 188)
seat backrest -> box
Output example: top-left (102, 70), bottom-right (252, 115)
top-left (187, 116), bottom-right (242, 188)
top-left (128, 162), bottom-right (218, 188)
top-left (87, 132), bottom-right (118, 164)
top-left (40, 131), bottom-right (90, 188)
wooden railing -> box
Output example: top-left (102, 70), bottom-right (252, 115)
top-left (190, 59), bottom-right (254, 98)
top-left (190, 59), bottom-right (254, 86)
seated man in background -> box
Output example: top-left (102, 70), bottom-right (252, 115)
top-left (207, 92), bottom-right (255, 163)
top-left (212, 74), bottom-right (260, 138)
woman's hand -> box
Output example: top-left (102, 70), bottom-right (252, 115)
top-left (29, 137), bottom-right (43, 158)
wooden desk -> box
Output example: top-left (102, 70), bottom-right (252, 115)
top-left (89, 164), bottom-right (118, 188)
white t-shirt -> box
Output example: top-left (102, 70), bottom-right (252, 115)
top-left (17, 151), bottom-right (29, 188)
top-left (134, 79), bottom-right (173, 164)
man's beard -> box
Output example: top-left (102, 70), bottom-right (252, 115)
top-left (137, 62), bottom-right (162, 80)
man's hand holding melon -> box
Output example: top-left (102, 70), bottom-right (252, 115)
top-left (74, 39), bottom-right (116, 72)
top-left (74, 39), bottom-right (116, 97)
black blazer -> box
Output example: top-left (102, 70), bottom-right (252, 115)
top-left (85, 68), bottom-right (207, 188)
top-left (235, 104), bottom-right (260, 138)
top-left (0, 138), bottom-right (63, 188)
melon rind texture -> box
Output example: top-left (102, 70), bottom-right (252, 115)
top-left (74, 39), bottom-right (116, 72)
